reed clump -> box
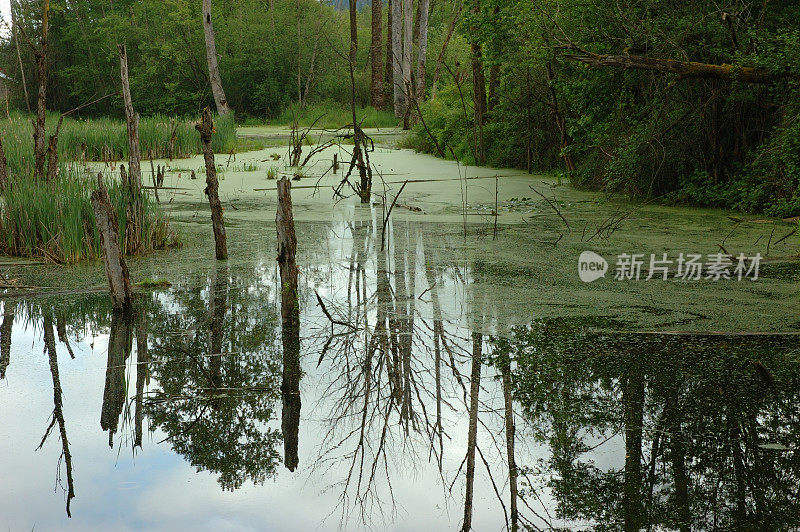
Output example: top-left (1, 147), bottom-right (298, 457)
top-left (0, 167), bottom-right (177, 263)
top-left (0, 111), bottom-right (236, 176)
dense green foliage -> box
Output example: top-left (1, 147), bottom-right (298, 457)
top-left (3, 0), bottom-right (800, 214)
top-left (408, 0), bottom-right (800, 215)
top-left (2, 0), bottom-right (383, 119)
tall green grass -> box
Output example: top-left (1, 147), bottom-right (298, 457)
top-left (0, 166), bottom-right (177, 263)
top-left (269, 100), bottom-right (398, 129)
top-left (0, 111), bottom-right (237, 176)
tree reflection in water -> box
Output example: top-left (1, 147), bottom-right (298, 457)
top-left (140, 266), bottom-right (283, 491)
top-left (496, 321), bottom-right (800, 530)
top-left (5, 224), bottom-right (800, 530)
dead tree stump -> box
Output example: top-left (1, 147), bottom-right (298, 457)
top-left (196, 107), bottom-right (228, 260)
top-left (0, 133), bottom-right (8, 193)
top-left (91, 173), bottom-right (133, 312)
top-left (276, 176), bottom-right (301, 471)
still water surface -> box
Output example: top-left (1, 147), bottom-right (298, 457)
top-left (1, 213), bottom-right (799, 531)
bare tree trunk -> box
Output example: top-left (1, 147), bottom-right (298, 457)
top-left (401, 0), bottom-right (413, 128)
top-left (0, 133), bottom-right (8, 193)
top-left (91, 173), bottom-right (133, 312)
top-left (118, 45), bottom-right (142, 188)
top-left (42, 314), bottom-right (76, 517)
top-left (45, 133), bottom-right (59, 183)
top-left (11, 5), bottom-right (30, 113)
top-left (347, 0), bottom-right (372, 204)
top-left (430, 1), bottom-right (461, 99)
top-left (667, 387), bottom-right (690, 532)
top-left (209, 265), bottom-right (227, 391)
top-left (295, 0), bottom-right (304, 106)
top-left (385, 0), bottom-right (394, 106)
top-left (462, 332), bottom-right (482, 532)
top-left (196, 107), bottom-right (228, 260)
top-left (134, 310), bottom-right (149, 449)
top-left (544, 56), bottom-right (575, 172)
top-left (119, 44), bottom-right (143, 253)
top-left (32, 0), bottom-right (51, 181)
top-left (276, 176), bottom-right (301, 470)
top-left (487, 64), bottom-right (499, 113)
top-left (391, 0), bottom-right (404, 117)
top-left (415, 0), bottom-right (430, 101)
top-left (469, 0), bottom-right (486, 164)
top-left (500, 358), bottom-right (518, 531)
top-left (370, 0), bottom-right (384, 109)
top-left (0, 302), bottom-right (15, 380)
top-left (623, 365), bottom-right (645, 532)
top-left (100, 310), bottom-right (133, 448)
top-left (202, 0), bottom-right (231, 115)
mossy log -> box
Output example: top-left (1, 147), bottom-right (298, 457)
top-left (563, 52), bottom-right (784, 84)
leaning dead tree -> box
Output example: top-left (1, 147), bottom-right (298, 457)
top-left (202, 0), bottom-right (231, 115)
top-left (430, 0), bottom-right (462, 99)
top-left (196, 107), bottom-right (228, 260)
top-left (277, 176), bottom-right (301, 472)
top-left (563, 52), bottom-right (786, 84)
top-left (91, 173), bottom-right (134, 312)
top-left (119, 44), bottom-right (143, 253)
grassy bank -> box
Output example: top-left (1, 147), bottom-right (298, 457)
top-left (0, 112), bottom-right (236, 176)
top-left (0, 168), bottom-right (176, 263)
top-left (262, 100), bottom-right (398, 129)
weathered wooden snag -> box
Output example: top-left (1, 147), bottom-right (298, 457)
top-left (196, 107), bottom-right (228, 260)
top-left (119, 44), bottom-right (143, 253)
top-left (277, 176), bottom-right (301, 471)
top-left (0, 133), bottom-right (8, 193)
top-left (91, 173), bottom-right (133, 312)
top-left (118, 44), bottom-right (141, 188)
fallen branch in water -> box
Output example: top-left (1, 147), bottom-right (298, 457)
top-left (381, 180), bottom-right (408, 252)
top-left (315, 290), bottom-right (358, 329)
top-left (529, 186), bottom-right (570, 231)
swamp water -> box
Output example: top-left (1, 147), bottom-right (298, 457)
top-left (1, 132), bottom-right (799, 530)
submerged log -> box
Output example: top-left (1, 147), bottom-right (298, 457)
top-left (276, 176), bottom-right (301, 471)
top-left (563, 52), bottom-right (784, 84)
top-left (91, 173), bottom-right (133, 312)
top-left (196, 107), bottom-right (228, 260)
